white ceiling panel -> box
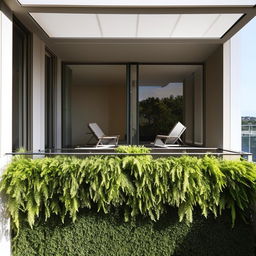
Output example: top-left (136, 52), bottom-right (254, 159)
top-left (30, 13), bottom-right (101, 37)
top-left (172, 14), bottom-right (220, 38)
top-left (30, 13), bottom-right (243, 38)
top-left (138, 14), bottom-right (180, 37)
top-left (98, 14), bottom-right (137, 37)
top-left (204, 13), bottom-right (243, 37)
top-left (19, 0), bottom-right (256, 6)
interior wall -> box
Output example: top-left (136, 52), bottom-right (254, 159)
top-left (70, 69), bottom-right (126, 146)
top-left (204, 46), bottom-right (224, 148)
top-left (184, 74), bottom-right (194, 144)
top-left (194, 67), bottom-right (203, 145)
top-left (183, 67), bottom-right (203, 145)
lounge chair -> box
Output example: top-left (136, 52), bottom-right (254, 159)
top-left (88, 123), bottom-right (120, 147)
top-left (153, 122), bottom-right (186, 147)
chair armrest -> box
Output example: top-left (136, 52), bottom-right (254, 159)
top-left (100, 135), bottom-right (119, 139)
top-left (156, 135), bottom-right (170, 139)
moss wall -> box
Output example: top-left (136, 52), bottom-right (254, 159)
top-left (13, 208), bottom-right (255, 256)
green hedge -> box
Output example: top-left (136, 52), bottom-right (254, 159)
top-left (1, 146), bottom-right (256, 255)
top-left (13, 208), bottom-right (255, 256)
top-left (1, 147), bottom-right (256, 231)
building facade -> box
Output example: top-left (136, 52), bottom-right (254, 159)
top-left (0, 1), bottom-right (256, 255)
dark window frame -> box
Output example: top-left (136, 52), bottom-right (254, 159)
top-left (45, 48), bottom-right (57, 149)
top-left (12, 16), bottom-right (32, 151)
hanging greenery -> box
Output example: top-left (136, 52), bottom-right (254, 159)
top-left (0, 146), bottom-right (256, 231)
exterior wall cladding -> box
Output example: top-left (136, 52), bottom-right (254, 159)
top-left (0, 1), bottom-right (256, 255)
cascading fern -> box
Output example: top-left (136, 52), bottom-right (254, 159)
top-left (1, 146), bottom-right (256, 231)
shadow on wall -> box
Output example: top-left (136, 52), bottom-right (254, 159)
top-left (173, 210), bottom-right (255, 256)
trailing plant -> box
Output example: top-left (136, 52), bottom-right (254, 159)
top-left (1, 148), bottom-right (256, 231)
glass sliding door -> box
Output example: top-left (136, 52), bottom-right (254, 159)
top-left (138, 64), bottom-right (203, 146)
top-left (62, 63), bottom-right (203, 147)
top-left (45, 50), bottom-right (56, 149)
top-left (12, 19), bottom-right (31, 151)
top-left (138, 65), bottom-right (184, 144)
top-left (62, 64), bottom-right (127, 148)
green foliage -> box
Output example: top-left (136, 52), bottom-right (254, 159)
top-left (139, 95), bottom-right (183, 141)
top-left (1, 153), bottom-right (256, 232)
top-left (12, 208), bottom-right (255, 256)
top-left (114, 145), bottom-right (151, 154)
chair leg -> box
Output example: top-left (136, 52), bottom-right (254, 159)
top-left (96, 139), bottom-right (102, 147)
top-left (178, 138), bottom-right (184, 145)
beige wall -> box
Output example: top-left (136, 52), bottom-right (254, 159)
top-left (204, 46), bottom-right (223, 148)
top-left (71, 73), bottom-right (126, 146)
top-left (183, 67), bottom-right (203, 145)
top-left (184, 74), bottom-right (194, 144)
top-left (194, 68), bottom-right (203, 145)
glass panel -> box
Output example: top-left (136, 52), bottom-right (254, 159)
top-left (138, 65), bottom-right (203, 145)
top-left (12, 21), bottom-right (30, 151)
top-left (239, 17), bottom-right (256, 161)
top-left (250, 136), bottom-right (256, 162)
top-left (19, 0), bottom-right (256, 6)
top-left (242, 134), bottom-right (250, 152)
top-left (62, 65), bottom-right (127, 147)
top-left (138, 65), bottom-right (184, 144)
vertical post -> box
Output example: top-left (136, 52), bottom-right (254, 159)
top-left (129, 64), bottom-right (138, 145)
top-left (32, 35), bottom-right (45, 152)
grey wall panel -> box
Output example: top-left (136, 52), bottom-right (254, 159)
top-left (204, 46), bottom-right (223, 148)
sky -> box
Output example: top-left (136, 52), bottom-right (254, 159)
top-left (139, 83), bottom-right (183, 101)
top-left (235, 17), bottom-right (256, 117)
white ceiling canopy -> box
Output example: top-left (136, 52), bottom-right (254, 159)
top-left (20, 0), bottom-right (256, 7)
top-left (30, 13), bottom-right (243, 39)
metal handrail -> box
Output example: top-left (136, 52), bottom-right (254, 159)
top-left (5, 147), bottom-right (252, 157)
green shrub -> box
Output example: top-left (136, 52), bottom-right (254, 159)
top-left (114, 145), bottom-right (151, 154)
top-left (1, 151), bottom-right (256, 232)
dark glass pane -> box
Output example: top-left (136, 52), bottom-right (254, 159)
top-left (12, 24), bottom-right (26, 151)
top-left (63, 65), bottom-right (127, 148)
top-left (242, 135), bottom-right (249, 152)
top-left (250, 136), bottom-right (256, 161)
top-left (139, 65), bottom-right (184, 144)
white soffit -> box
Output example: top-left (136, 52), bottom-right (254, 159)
top-left (19, 0), bottom-right (256, 6)
top-left (30, 13), bottom-right (101, 37)
top-left (30, 13), bottom-right (243, 38)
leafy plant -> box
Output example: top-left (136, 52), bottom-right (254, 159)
top-left (1, 150), bottom-right (256, 231)
top-left (114, 145), bottom-right (151, 154)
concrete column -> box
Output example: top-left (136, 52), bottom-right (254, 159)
top-left (223, 39), bottom-right (241, 151)
top-left (0, 9), bottom-right (13, 256)
top-left (204, 46), bottom-right (224, 148)
top-left (32, 35), bottom-right (45, 152)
